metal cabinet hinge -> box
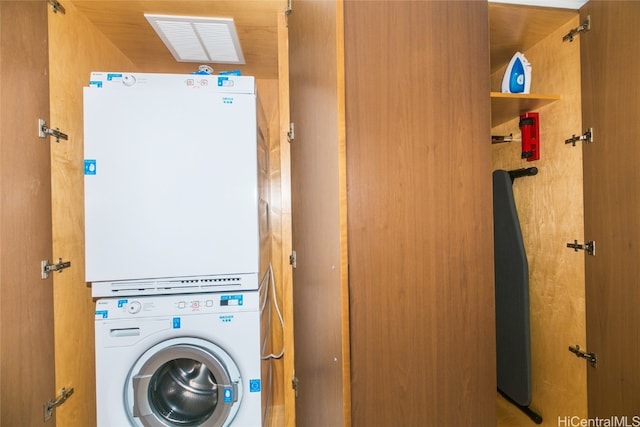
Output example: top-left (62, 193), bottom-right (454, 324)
top-left (41, 258), bottom-right (71, 279)
top-left (283, 0), bottom-right (292, 27)
top-left (39, 119), bottom-right (68, 143)
top-left (566, 240), bottom-right (595, 256)
top-left (565, 128), bottom-right (593, 146)
top-left (289, 251), bottom-right (297, 268)
top-left (569, 344), bottom-right (597, 368)
top-left (563, 15), bottom-right (590, 42)
top-left (44, 387), bottom-right (74, 421)
top-left (287, 122), bottom-right (295, 143)
top-left (292, 376), bottom-right (299, 397)
top-left (47, 0), bottom-right (66, 14)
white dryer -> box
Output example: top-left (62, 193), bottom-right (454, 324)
top-left (94, 291), bottom-right (261, 427)
top-left (84, 73), bottom-right (261, 298)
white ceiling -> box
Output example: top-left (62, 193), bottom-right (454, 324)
top-left (490, 0), bottom-right (588, 10)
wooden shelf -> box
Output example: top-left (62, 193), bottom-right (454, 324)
top-left (490, 92), bottom-right (560, 127)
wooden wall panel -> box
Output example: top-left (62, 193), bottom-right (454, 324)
top-left (344, 2), bottom-right (495, 426)
top-left (48, 3), bottom-right (138, 426)
top-left (490, 9), bottom-right (588, 425)
top-left (0, 2), bottom-right (55, 425)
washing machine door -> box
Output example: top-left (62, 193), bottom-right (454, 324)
top-left (127, 338), bottom-right (242, 427)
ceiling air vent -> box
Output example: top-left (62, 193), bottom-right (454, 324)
top-left (144, 14), bottom-right (245, 64)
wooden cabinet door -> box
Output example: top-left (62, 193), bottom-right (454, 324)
top-left (580, 0), bottom-right (640, 417)
top-left (288, 1), bottom-right (351, 426)
top-left (0, 1), bottom-right (56, 425)
top-left (344, 1), bottom-right (495, 426)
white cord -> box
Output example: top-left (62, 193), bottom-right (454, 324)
top-left (259, 263), bottom-right (285, 426)
top-left (259, 266), bottom-right (271, 312)
top-left (260, 263), bottom-right (285, 360)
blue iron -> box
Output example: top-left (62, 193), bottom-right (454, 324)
top-left (501, 52), bottom-right (532, 94)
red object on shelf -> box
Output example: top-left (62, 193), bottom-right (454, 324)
top-left (519, 112), bottom-right (539, 162)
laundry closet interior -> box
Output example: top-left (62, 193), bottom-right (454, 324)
top-left (2, 0), bottom-right (637, 426)
top-left (45, 2), bottom-right (295, 426)
top-left (489, 4), bottom-right (587, 424)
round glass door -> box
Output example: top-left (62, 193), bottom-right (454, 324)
top-left (127, 338), bottom-right (242, 427)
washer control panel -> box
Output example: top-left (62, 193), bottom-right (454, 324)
top-left (95, 292), bottom-right (258, 320)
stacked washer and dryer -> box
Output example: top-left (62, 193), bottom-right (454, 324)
top-left (84, 72), bottom-right (262, 427)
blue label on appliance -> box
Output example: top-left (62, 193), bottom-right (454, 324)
top-left (107, 73), bottom-right (123, 81)
top-left (219, 70), bottom-right (241, 76)
top-left (249, 379), bottom-right (261, 392)
top-left (223, 388), bottom-right (233, 403)
top-left (217, 76), bottom-right (229, 86)
top-left (117, 299), bottom-right (128, 308)
top-left (219, 315), bottom-right (234, 323)
top-left (89, 80), bottom-right (103, 88)
top-left (220, 295), bottom-right (243, 306)
top-left (95, 310), bottom-right (108, 319)
top-left (84, 160), bottom-right (96, 175)
top-left (172, 317), bottom-right (181, 329)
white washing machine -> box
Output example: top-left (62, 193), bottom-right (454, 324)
top-left (95, 291), bottom-right (262, 427)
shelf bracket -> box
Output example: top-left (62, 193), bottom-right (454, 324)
top-left (491, 133), bottom-right (516, 144)
top-left (563, 15), bottom-right (590, 42)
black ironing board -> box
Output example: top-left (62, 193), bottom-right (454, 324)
top-left (493, 168), bottom-right (542, 424)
